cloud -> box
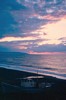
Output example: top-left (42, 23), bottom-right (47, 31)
top-left (0, 38), bottom-right (46, 52)
top-left (0, 38), bottom-right (66, 53)
top-left (0, 10), bottom-right (18, 38)
top-left (9, 0), bottom-right (66, 38)
top-left (58, 37), bottom-right (66, 45)
top-left (59, 37), bottom-right (66, 40)
top-left (0, 0), bottom-right (66, 39)
top-left (0, 0), bottom-right (28, 38)
top-left (0, 0), bottom-right (66, 53)
top-left (28, 0), bottom-right (65, 16)
top-left (0, 35), bottom-right (38, 42)
top-left (32, 44), bottom-right (66, 52)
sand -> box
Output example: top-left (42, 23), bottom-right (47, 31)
top-left (0, 67), bottom-right (66, 100)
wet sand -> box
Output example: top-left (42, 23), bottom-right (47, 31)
top-left (0, 68), bottom-right (66, 100)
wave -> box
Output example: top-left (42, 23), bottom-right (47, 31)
top-left (0, 64), bottom-right (66, 80)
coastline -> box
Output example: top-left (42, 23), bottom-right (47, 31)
top-left (0, 67), bottom-right (66, 100)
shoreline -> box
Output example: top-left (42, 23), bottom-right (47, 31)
top-left (0, 67), bottom-right (66, 80)
top-left (0, 67), bottom-right (66, 100)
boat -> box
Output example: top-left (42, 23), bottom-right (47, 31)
top-left (1, 75), bottom-right (54, 93)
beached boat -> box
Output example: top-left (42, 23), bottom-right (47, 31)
top-left (1, 76), bottom-right (54, 93)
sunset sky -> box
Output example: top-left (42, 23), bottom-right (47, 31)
top-left (0, 0), bottom-right (66, 54)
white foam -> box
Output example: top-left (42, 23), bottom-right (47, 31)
top-left (0, 64), bottom-right (66, 80)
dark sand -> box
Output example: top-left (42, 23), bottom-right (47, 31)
top-left (0, 68), bottom-right (66, 100)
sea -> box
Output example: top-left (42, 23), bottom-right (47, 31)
top-left (0, 52), bottom-right (66, 80)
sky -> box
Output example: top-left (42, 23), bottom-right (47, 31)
top-left (0, 0), bottom-right (66, 54)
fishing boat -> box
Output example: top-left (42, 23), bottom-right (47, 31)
top-left (1, 75), bottom-right (54, 93)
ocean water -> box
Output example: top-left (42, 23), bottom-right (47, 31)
top-left (0, 52), bottom-right (66, 80)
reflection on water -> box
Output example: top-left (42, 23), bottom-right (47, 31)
top-left (0, 52), bottom-right (66, 80)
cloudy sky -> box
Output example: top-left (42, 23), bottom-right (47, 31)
top-left (0, 0), bottom-right (66, 54)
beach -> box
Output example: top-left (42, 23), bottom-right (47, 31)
top-left (0, 67), bottom-right (66, 100)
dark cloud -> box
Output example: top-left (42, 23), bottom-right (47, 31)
top-left (21, 0), bottom-right (65, 16)
top-left (58, 37), bottom-right (66, 45)
top-left (10, 0), bottom-right (66, 37)
top-left (0, 42), bottom-right (19, 52)
top-left (0, 0), bottom-right (28, 38)
top-left (0, 40), bottom-right (66, 52)
top-left (0, 0), bottom-right (66, 52)
top-left (0, 38), bottom-right (44, 52)
top-left (58, 37), bottom-right (66, 40)
top-left (0, 0), bottom-right (66, 38)
top-left (0, 11), bottom-right (17, 38)
top-left (32, 44), bottom-right (66, 52)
